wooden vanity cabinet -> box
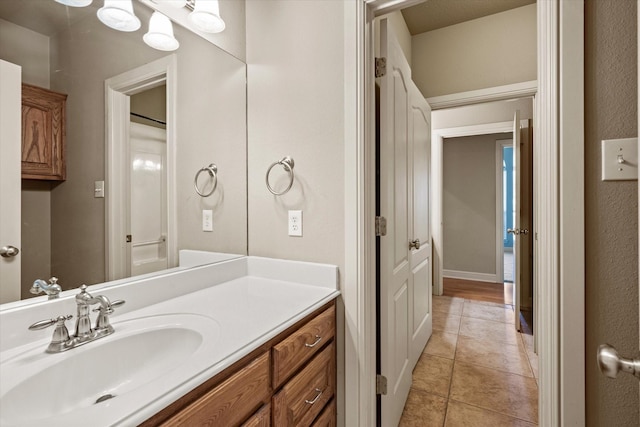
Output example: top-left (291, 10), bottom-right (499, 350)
top-left (143, 301), bottom-right (336, 427)
top-left (21, 84), bottom-right (67, 181)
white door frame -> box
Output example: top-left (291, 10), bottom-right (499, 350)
top-left (105, 55), bottom-right (177, 281)
top-left (345, 0), bottom-right (585, 425)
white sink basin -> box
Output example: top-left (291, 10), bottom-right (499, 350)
top-left (0, 313), bottom-right (219, 426)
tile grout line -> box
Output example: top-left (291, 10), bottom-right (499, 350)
top-left (447, 397), bottom-right (538, 425)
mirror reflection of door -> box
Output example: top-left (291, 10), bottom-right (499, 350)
top-left (129, 117), bottom-right (168, 276)
top-left (128, 86), bottom-right (169, 278)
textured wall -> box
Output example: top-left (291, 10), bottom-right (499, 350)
top-left (585, 0), bottom-right (639, 425)
top-left (411, 4), bottom-right (536, 98)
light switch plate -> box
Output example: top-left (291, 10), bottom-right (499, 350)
top-left (202, 210), bottom-right (213, 232)
top-left (288, 210), bottom-right (302, 237)
top-left (94, 181), bottom-right (104, 198)
top-left (601, 137), bottom-right (638, 181)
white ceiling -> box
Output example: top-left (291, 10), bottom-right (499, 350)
top-left (401, 0), bottom-right (536, 35)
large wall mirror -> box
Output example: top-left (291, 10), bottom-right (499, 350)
top-left (0, 0), bottom-right (247, 303)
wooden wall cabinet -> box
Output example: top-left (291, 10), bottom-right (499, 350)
top-left (142, 301), bottom-right (337, 427)
top-left (21, 84), bottom-right (67, 181)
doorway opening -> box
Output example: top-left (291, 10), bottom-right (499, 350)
top-left (105, 55), bottom-right (177, 281)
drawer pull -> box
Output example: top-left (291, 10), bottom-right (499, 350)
top-left (304, 388), bottom-right (323, 405)
top-left (305, 335), bottom-right (322, 348)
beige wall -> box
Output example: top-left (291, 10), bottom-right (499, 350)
top-left (0, 19), bottom-right (49, 88)
top-left (412, 4), bottom-right (536, 98)
top-left (585, 0), bottom-right (639, 424)
top-left (246, 1), bottom-right (348, 422)
top-left (130, 85), bottom-right (166, 129)
top-left (246, 0), bottom-right (345, 271)
top-left (443, 133), bottom-right (507, 276)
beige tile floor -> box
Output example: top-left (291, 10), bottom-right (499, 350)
top-left (399, 295), bottom-right (539, 427)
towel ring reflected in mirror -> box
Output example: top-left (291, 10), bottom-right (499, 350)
top-left (266, 156), bottom-right (295, 196)
top-left (194, 163), bottom-right (218, 197)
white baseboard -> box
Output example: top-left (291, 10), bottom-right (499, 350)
top-left (443, 269), bottom-right (499, 283)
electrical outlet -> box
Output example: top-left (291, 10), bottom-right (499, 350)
top-left (202, 210), bottom-right (213, 232)
top-left (288, 210), bottom-right (302, 237)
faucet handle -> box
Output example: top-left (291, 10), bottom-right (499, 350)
top-left (94, 300), bottom-right (125, 332)
top-left (92, 299), bottom-right (125, 315)
top-left (29, 315), bottom-right (74, 353)
top-left (29, 315), bottom-right (73, 331)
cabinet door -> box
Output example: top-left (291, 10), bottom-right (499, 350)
top-left (273, 342), bottom-right (335, 426)
top-left (241, 403), bottom-right (270, 427)
top-left (311, 398), bottom-right (336, 427)
top-left (272, 305), bottom-right (335, 388)
top-left (164, 352), bottom-right (270, 426)
top-left (21, 84), bottom-right (66, 180)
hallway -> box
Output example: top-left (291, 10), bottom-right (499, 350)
top-left (399, 295), bottom-right (538, 426)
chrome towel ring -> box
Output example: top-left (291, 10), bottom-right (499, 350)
top-left (194, 163), bottom-right (218, 197)
top-left (266, 156), bottom-right (295, 196)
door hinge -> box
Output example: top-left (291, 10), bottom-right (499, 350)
top-left (375, 216), bottom-right (387, 237)
top-left (376, 374), bottom-right (388, 395)
top-left (375, 57), bottom-right (387, 78)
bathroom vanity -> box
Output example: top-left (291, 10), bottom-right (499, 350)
top-left (0, 256), bottom-right (339, 426)
top-left (144, 302), bottom-right (336, 426)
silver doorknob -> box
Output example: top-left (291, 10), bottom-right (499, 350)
top-left (507, 229), bottom-right (529, 235)
top-left (409, 239), bottom-right (421, 250)
top-left (597, 344), bottom-right (640, 379)
top-left (0, 246), bottom-right (19, 258)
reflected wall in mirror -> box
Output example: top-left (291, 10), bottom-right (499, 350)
top-left (0, 0), bottom-right (247, 302)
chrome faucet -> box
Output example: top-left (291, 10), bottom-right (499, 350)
top-left (30, 277), bottom-right (62, 300)
top-left (28, 284), bottom-right (125, 353)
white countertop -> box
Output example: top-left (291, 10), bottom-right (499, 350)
top-left (0, 256), bottom-right (340, 426)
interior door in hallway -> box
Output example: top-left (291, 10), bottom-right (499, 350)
top-left (0, 60), bottom-right (21, 303)
top-left (512, 110), bottom-right (522, 332)
top-left (378, 18), bottom-right (431, 427)
top-left (408, 80), bottom-right (432, 369)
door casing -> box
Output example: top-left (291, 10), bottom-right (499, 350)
top-left (105, 55), bottom-right (177, 281)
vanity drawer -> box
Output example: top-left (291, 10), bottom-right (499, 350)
top-left (241, 403), bottom-right (270, 427)
top-left (272, 305), bottom-right (335, 388)
top-left (163, 352), bottom-right (270, 427)
top-left (311, 398), bottom-right (336, 427)
top-left (272, 341), bottom-right (335, 427)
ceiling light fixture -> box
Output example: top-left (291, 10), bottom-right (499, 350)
top-left (54, 0), bottom-right (93, 6)
top-left (144, 11), bottom-right (179, 51)
top-left (97, 0), bottom-right (141, 32)
top-left (188, 0), bottom-right (225, 34)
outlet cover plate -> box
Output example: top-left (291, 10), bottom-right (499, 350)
top-left (288, 210), bottom-right (302, 237)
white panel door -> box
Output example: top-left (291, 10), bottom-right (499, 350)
top-left (379, 19), bottom-right (412, 427)
top-left (512, 110), bottom-right (522, 332)
top-left (0, 60), bottom-right (22, 303)
top-left (408, 80), bottom-right (432, 368)
top-left (129, 123), bottom-right (168, 277)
